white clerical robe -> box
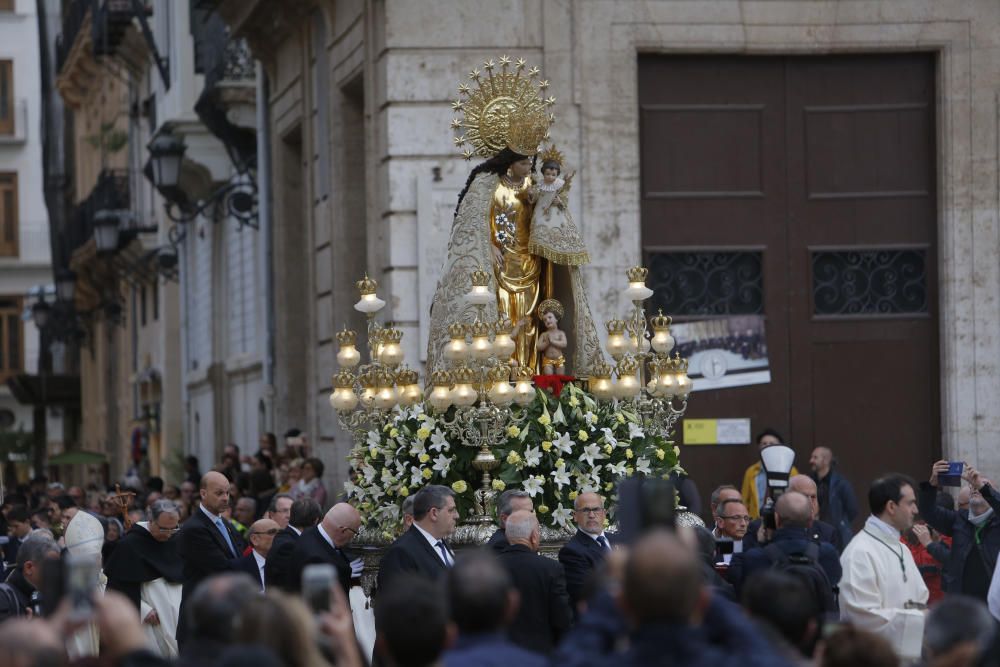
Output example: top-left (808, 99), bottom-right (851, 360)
top-left (141, 576), bottom-right (182, 657)
top-left (839, 516), bottom-right (928, 660)
top-left (988, 556), bottom-right (1000, 622)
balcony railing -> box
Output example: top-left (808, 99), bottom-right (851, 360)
top-left (65, 169), bottom-right (131, 257)
top-left (56, 0), bottom-right (138, 76)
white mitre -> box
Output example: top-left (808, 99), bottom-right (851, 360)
top-left (64, 511), bottom-right (105, 559)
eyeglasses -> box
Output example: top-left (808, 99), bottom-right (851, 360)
top-left (154, 524), bottom-right (180, 533)
top-left (719, 515), bottom-right (751, 523)
top-left (250, 528), bottom-right (280, 536)
top-left (340, 525), bottom-right (358, 535)
top-left (575, 507), bottom-right (605, 515)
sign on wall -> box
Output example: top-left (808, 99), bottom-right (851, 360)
top-left (671, 315), bottom-right (771, 391)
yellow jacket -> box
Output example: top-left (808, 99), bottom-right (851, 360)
top-left (740, 461), bottom-right (798, 519)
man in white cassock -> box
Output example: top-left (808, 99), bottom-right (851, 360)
top-left (839, 473), bottom-right (928, 661)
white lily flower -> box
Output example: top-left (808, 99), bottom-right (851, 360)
top-left (524, 445), bottom-right (542, 468)
top-left (432, 453), bottom-right (453, 476)
top-left (380, 469), bottom-right (397, 485)
top-left (636, 457), bottom-right (652, 475)
top-left (581, 443), bottom-right (606, 467)
top-left (607, 461), bottom-right (628, 477)
top-left (410, 466), bottom-right (425, 488)
top-left (408, 440), bottom-right (426, 457)
top-left (429, 430), bottom-right (450, 452)
top-left (554, 432), bottom-right (574, 454)
top-left (362, 463), bottom-right (378, 484)
top-left (552, 504), bottom-right (574, 528)
top-left (628, 422), bottom-right (645, 440)
top-left (522, 475), bottom-right (545, 497)
top-left (551, 464), bottom-right (571, 489)
top-left (584, 411), bottom-right (599, 427)
top-left (601, 427), bottom-right (619, 448)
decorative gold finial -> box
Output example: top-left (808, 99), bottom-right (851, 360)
top-left (431, 370), bottom-right (453, 387)
top-left (626, 266), bottom-right (648, 283)
top-left (470, 320), bottom-right (491, 337)
top-left (539, 145), bottom-right (566, 167)
top-left (452, 366), bottom-right (476, 384)
top-left (381, 328), bottom-right (403, 344)
top-left (447, 322), bottom-right (467, 339)
top-left (470, 267), bottom-right (490, 287)
top-left (650, 310), bottom-right (672, 330)
top-left (335, 328), bottom-right (357, 346)
top-left (605, 319), bottom-right (627, 335)
top-left (357, 274), bottom-right (378, 295)
top-left (333, 369), bottom-right (356, 388)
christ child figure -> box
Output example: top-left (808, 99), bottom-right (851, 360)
top-left (536, 299), bottom-right (568, 375)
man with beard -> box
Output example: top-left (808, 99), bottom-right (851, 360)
top-left (104, 499), bottom-right (184, 657)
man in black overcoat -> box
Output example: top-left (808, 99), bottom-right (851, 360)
top-left (378, 485), bottom-right (458, 591)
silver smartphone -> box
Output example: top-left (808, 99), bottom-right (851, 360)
top-left (301, 563), bottom-right (336, 613)
top-left (65, 553), bottom-right (100, 622)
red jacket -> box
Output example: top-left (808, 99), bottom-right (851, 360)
top-left (903, 535), bottom-right (951, 604)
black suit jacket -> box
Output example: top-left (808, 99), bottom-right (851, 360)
top-left (175, 508), bottom-right (246, 642)
top-left (234, 552), bottom-right (265, 591)
top-left (557, 530), bottom-right (611, 612)
top-left (264, 526), bottom-right (300, 591)
top-left (288, 526), bottom-right (353, 594)
top-left (377, 525), bottom-right (452, 593)
top-left (487, 528), bottom-right (508, 552)
top-left (497, 544), bottom-right (573, 654)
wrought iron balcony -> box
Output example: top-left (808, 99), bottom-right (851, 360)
top-left (65, 169), bottom-right (131, 258)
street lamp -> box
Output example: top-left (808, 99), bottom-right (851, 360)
top-left (94, 209), bottom-right (122, 254)
top-left (31, 295), bottom-right (51, 329)
top-left (55, 269), bottom-right (76, 303)
top-left (147, 132), bottom-right (186, 189)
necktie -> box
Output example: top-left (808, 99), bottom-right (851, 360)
top-left (596, 535), bottom-right (611, 551)
top-left (214, 517), bottom-right (237, 557)
top-left (435, 540), bottom-right (452, 567)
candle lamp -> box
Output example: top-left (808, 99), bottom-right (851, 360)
top-left (336, 328), bottom-right (361, 368)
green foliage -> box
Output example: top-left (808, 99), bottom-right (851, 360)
top-left (345, 383), bottom-right (683, 538)
top-left (84, 123), bottom-right (128, 154)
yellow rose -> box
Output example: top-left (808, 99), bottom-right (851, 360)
top-left (389, 428), bottom-right (399, 438)
top-left (506, 451), bottom-right (522, 465)
top-left (625, 448), bottom-right (634, 459)
top-left (615, 413), bottom-right (626, 424)
top-left (451, 480), bottom-right (468, 494)
top-left (537, 505), bottom-right (550, 514)
top-left (578, 430), bottom-right (589, 441)
top-left (422, 468), bottom-right (433, 479)
top-left (603, 444), bottom-right (613, 454)
top-left (568, 490), bottom-right (579, 501)
top-left (507, 425), bottom-right (521, 437)
top-left (399, 487), bottom-right (409, 497)
top-left (416, 427), bottom-right (431, 440)
top-left (418, 453), bottom-right (430, 463)
top-left (382, 531), bottom-right (393, 540)
top-left (538, 414), bottom-right (551, 426)
top-left (555, 458), bottom-right (565, 468)
top-left (383, 423), bottom-right (393, 432)
top-left (655, 448), bottom-right (665, 460)
top-left (626, 466), bottom-right (634, 475)
top-left (605, 482), bottom-right (613, 491)
top-left (492, 479), bottom-right (506, 491)
top-left (541, 441), bottom-right (553, 452)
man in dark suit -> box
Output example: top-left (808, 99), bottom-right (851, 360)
top-left (378, 485), bottom-right (458, 591)
top-left (743, 475), bottom-right (844, 552)
top-left (234, 518), bottom-right (280, 591)
top-left (2, 505), bottom-right (31, 569)
top-left (487, 489), bottom-right (533, 552)
top-left (442, 552), bottom-right (548, 667)
top-left (288, 502), bottom-right (362, 593)
top-left (558, 491), bottom-right (614, 613)
top-left (264, 497), bottom-right (321, 591)
top-left (497, 510), bottom-right (572, 654)
top-left (175, 471), bottom-right (246, 644)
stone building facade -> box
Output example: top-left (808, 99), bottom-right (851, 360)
top-left (216, 0), bottom-right (1000, 499)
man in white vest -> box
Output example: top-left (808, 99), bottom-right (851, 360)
top-left (839, 473), bottom-right (928, 661)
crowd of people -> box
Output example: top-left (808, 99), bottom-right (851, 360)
top-left (0, 426), bottom-right (998, 667)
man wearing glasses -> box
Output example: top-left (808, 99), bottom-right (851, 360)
top-left (235, 518), bottom-right (280, 591)
top-left (104, 499), bottom-right (184, 657)
top-left (289, 502), bottom-right (364, 594)
top-left (713, 498), bottom-right (750, 565)
top-left (558, 492), bottom-right (614, 614)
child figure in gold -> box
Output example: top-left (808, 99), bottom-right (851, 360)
top-left (536, 299), bottom-right (568, 375)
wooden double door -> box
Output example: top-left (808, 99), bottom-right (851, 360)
top-left (638, 54), bottom-right (940, 515)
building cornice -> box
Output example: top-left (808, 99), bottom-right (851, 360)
top-left (215, 0), bottom-right (317, 66)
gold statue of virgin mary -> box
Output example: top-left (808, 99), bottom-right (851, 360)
top-left (425, 57), bottom-right (602, 376)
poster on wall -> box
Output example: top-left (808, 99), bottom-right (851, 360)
top-left (671, 315), bottom-right (771, 391)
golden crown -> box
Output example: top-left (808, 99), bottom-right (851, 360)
top-left (381, 327), bottom-right (403, 344)
top-left (539, 144), bottom-right (566, 167)
top-left (538, 298), bottom-right (565, 320)
top-left (356, 274), bottom-right (378, 295)
top-left (359, 370), bottom-right (378, 388)
top-left (335, 328), bottom-right (357, 346)
top-left (605, 319), bottom-right (627, 335)
top-left (618, 356), bottom-right (639, 375)
top-left (470, 320), bottom-right (491, 337)
top-left (470, 267), bottom-right (490, 287)
top-left (590, 360), bottom-right (613, 379)
top-left (375, 369), bottom-right (396, 388)
top-left (396, 368), bottom-right (419, 386)
top-left (333, 369), bottom-right (356, 388)
top-left (447, 322), bottom-right (467, 339)
top-left (431, 370), bottom-right (453, 387)
top-left (626, 266), bottom-right (648, 283)
top-left (495, 318), bottom-right (514, 334)
top-left (452, 55), bottom-right (555, 160)
top-left (452, 366), bottom-right (476, 384)
top-left (659, 354), bottom-right (689, 374)
top-left (649, 310), bottom-right (672, 330)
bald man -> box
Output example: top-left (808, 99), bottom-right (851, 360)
top-left (809, 446), bottom-right (858, 548)
top-left (175, 471), bottom-right (247, 644)
top-left (730, 491), bottom-right (841, 610)
top-left (743, 475), bottom-right (845, 553)
top-left (289, 502), bottom-right (363, 593)
top-left (235, 518), bottom-right (280, 591)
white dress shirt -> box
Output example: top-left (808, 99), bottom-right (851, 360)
top-left (414, 523), bottom-right (452, 565)
top-left (252, 550), bottom-right (266, 590)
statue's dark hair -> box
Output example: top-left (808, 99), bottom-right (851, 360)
top-left (541, 160), bottom-right (561, 174)
top-left (454, 148), bottom-right (536, 218)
